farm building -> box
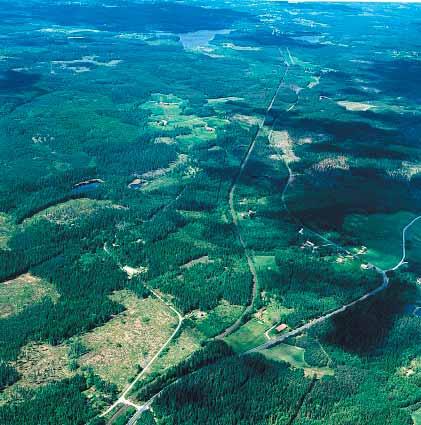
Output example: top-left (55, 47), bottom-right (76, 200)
top-left (275, 324), bottom-right (287, 333)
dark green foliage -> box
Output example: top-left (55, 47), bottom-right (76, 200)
top-left (68, 339), bottom-right (89, 360)
top-left (136, 411), bottom-right (156, 425)
top-left (128, 277), bottom-right (151, 299)
top-left (0, 375), bottom-right (97, 425)
top-left (292, 272), bottom-right (421, 424)
top-left (0, 254), bottom-right (127, 361)
top-left (1, 2), bottom-right (421, 424)
top-left (135, 340), bottom-right (234, 401)
top-left (0, 250), bottom-right (29, 282)
top-left (148, 258), bottom-right (252, 314)
top-left (153, 354), bottom-right (312, 425)
top-left (143, 239), bottom-right (209, 278)
top-left (143, 210), bottom-right (187, 242)
top-left (267, 248), bottom-right (380, 326)
top-left (112, 407), bottom-right (137, 425)
top-left (293, 337), bottom-right (329, 368)
top-left (295, 371), bottom-right (413, 425)
top-left (0, 362), bottom-right (19, 391)
top-left (323, 272), bottom-right (413, 355)
top-left (85, 368), bottom-right (119, 400)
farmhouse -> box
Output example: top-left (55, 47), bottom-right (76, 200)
top-left (275, 324), bottom-right (287, 333)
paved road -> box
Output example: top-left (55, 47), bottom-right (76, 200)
top-left (249, 132), bottom-right (421, 353)
top-left (122, 60), bottom-right (293, 423)
top-left (247, 267), bottom-right (388, 353)
top-left (126, 393), bottom-right (160, 425)
top-left (388, 215), bottom-right (421, 271)
top-left (122, 48), bottom-right (421, 423)
top-left (122, 67), bottom-right (421, 425)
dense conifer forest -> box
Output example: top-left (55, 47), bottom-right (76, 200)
top-left (0, 1), bottom-right (420, 424)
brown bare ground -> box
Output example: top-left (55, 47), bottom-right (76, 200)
top-left (0, 273), bottom-right (59, 318)
top-left (79, 290), bottom-right (177, 390)
top-left (180, 255), bottom-right (213, 269)
top-left (14, 343), bottom-right (71, 386)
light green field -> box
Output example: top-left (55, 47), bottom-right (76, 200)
top-left (413, 409), bottom-right (421, 425)
top-left (141, 93), bottom-right (228, 147)
top-left (343, 211), bottom-right (421, 270)
top-left (195, 301), bottom-right (243, 338)
top-left (264, 343), bottom-right (307, 368)
top-left (79, 290), bottom-right (178, 390)
top-left (24, 199), bottom-right (115, 226)
top-left (254, 255), bottom-right (277, 271)
top-left (255, 300), bottom-right (295, 334)
top-left (148, 326), bottom-right (203, 376)
top-left (263, 343), bottom-right (334, 378)
top-left (225, 318), bottom-right (267, 353)
top-left (0, 273), bottom-right (59, 318)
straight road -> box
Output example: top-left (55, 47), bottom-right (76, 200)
top-left (216, 62), bottom-right (290, 339)
top-left (247, 267), bottom-right (388, 353)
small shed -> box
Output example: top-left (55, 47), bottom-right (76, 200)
top-left (275, 324), bottom-right (287, 333)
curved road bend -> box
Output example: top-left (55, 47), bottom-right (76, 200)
top-left (126, 393), bottom-right (160, 425)
top-left (100, 267), bottom-right (183, 418)
top-left (249, 143), bottom-right (421, 353)
top-left (388, 215), bottom-right (421, 272)
top-left (216, 62), bottom-right (291, 339)
top-left (245, 58), bottom-right (421, 353)
top-left (123, 48), bottom-right (421, 422)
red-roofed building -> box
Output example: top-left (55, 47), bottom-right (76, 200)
top-left (275, 324), bottom-right (287, 333)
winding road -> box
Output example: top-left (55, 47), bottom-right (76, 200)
top-left (121, 60), bottom-right (292, 424)
top-left (122, 49), bottom-right (421, 422)
top-left (387, 215), bottom-right (421, 272)
top-left (249, 111), bottom-right (421, 353)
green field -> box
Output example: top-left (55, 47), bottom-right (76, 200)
top-left (225, 318), bottom-right (267, 353)
top-left (343, 211), bottom-right (421, 270)
top-left (0, 1), bottom-right (420, 424)
top-left (263, 343), bottom-right (334, 378)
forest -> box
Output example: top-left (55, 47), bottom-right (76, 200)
top-left (0, 1), bottom-right (420, 424)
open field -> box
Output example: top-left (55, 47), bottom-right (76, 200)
top-left (79, 291), bottom-right (178, 389)
top-left (0, 1), bottom-right (421, 424)
top-left (0, 342), bottom-right (72, 406)
top-left (146, 326), bottom-right (203, 377)
top-left (343, 211), bottom-right (421, 270)
top-left (225, 318), bottom-right (267, 353)
top-left (0, 273), bottom-right (59, 318)
top-left (24, 199), bottom-right (118, 226)
top-left (14, 343), bottom-right (71, 386)
top-left (253, 255), bottom-right (277, 272)
top-left (262, 343), bottom-right (334, 378)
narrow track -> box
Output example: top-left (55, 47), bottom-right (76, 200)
top-left (100, 252), bottom-right (183, 418)
top-left (287, 376), bottom-right (317, 425)
top-left (249, 100), bottom-right (421, 353)
top-left (216, 62), bottom-right (290, 339)
top-left (122, 48), bottom-right (421, 424)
